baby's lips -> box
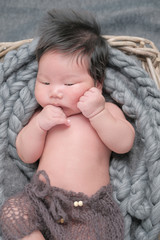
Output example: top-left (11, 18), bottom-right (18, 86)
top-left (52, 103), bottom-right (65, 111)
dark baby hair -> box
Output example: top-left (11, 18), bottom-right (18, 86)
top-left (36, 9), bottom-right (108, 84)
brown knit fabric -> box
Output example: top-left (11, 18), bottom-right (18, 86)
top-left (0, 171), bottom-right (124, 239)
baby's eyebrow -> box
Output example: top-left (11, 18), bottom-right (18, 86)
top-left (63, 74), bottom-right (80, 78)
top-left (37, 73), bottom-right (51, 81)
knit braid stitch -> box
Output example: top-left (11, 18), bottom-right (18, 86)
top-left (106, 46), bottom-right (160, 240)
top-left (0, 39), bottom-right (160, 240)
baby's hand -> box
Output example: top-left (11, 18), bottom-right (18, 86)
top-left (77, 87), bottom-right (105, 119)
top-left (36, 105), bottom-right (70, 131)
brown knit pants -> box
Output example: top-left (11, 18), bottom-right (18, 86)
top-left (0, 171), bottom-right (124, 240)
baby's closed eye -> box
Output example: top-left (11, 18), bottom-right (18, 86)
top-left (43, 82), bottom-right (50, 85)
top-left (65, 83), bottom-right (74, 86)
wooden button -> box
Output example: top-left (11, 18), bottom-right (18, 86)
top-left (57, 218), bottom-right (64, 224)
top-left (74, 200), bottom-right (83, 207)
top-left (74, 201), bottom-right (79, 207)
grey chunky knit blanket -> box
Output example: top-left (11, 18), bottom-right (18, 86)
top-left (0, 39), bottom-right (160, 240)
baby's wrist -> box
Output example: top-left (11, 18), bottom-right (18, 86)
top-left (88, 107), bottom-right (105, 120)
top-left (35, 115), bottom-right (48, 133)
top-left (88, 106), bottom-right (105, 119)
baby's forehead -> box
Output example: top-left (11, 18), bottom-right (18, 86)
top-left (40, 49), bottom-right (89, 66)
top-left (37, 50), bottom-right (91, 81)
top-left (39, 50), bottom-right (89, 71)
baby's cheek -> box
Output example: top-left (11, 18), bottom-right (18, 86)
top-left (72, 91), bottom-right (84, 104)
top-left (70, 86), bottom-right (89, 107)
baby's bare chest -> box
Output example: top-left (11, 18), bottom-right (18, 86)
top-left (41, 114), bottom-right (110, 161)
top-left (38, 115), bottom-right (110, 193)
top-left (47, 115), bottom-right (105, 150)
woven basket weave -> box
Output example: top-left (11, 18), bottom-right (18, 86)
top-left (0, 36), bottom-right (160, 88)
top-left (105, 36), bottom-right (160, 88)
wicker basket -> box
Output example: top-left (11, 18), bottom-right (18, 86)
top-left (0, 36), bottom-right (160, 88)
top-left (0, 36), bottom-right (160, 239)
top-left (104, 35), bottom-right (160, 88)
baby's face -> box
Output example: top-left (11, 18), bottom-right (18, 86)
top-left (35, 51), bottom-right (95, 117)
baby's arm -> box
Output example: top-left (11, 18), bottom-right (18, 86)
top-left (16, 105), bottom-right (70, 163)
top-left (77, 87), bottom-right (135, 154)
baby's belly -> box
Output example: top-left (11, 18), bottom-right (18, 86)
top-left (38, 114), bottom-right (111, 196)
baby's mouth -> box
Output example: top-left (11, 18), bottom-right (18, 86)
top-left (53, 102), bottom-right (62, 108)
top-left (53, 104), bottom-right (66, 112)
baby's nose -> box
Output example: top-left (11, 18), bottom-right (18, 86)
top-left (50, 87), bottom-right (63, 99)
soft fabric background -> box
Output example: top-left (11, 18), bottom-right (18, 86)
top-left (0, 0), bottom-right (160, 49)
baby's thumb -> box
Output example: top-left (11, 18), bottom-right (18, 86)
top-left (64, 118), bottom-right (71, 127)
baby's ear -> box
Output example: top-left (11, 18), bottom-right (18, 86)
top-left (95, 81), bottom-right (102, 91)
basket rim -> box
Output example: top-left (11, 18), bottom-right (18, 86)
top-left (0, 35), bottom-right (159, 87)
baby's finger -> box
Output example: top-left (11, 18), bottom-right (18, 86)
top-left (65, 118), bottom-right (71, 126)
top-left (78, 95), bottom-right (87, 103)
top-left (55, 116), bottom-right (70, 127)
top-left (77, 101), bottom-right (85, 111)
top-left (89, 87), bottom-right (99, 92)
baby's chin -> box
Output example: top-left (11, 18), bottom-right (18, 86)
top-left (62, 107), bottom-right (81, 117)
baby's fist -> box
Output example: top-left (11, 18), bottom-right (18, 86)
top-left (36, 105), bottom-right (70, 131)
top-left (77, 87), bottom-right (105, 119)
